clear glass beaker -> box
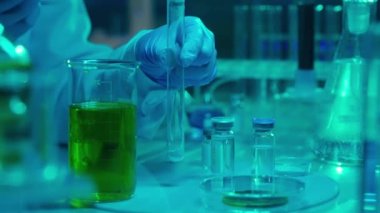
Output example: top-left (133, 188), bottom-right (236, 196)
top-left (67, 59), bottom-right (138, 204)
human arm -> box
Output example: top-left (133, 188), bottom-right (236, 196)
top-left (15, 0), bottom-right (217, 142)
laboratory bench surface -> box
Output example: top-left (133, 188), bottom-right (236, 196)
top-left (16, 94), bottom-right (373, 212)
top-left (23, 136), bottom-right (366, 213)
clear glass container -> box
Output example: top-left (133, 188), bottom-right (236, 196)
top-left (67, 59), bottom-right (139, 205)
top-left (315, 0), bottom-right (377, 165)
top-left (252, 118), bottom-right (275, 178)
top-left (199, 175), bottom-right (312, 212)
top-left (210, 117), bottom-right (235, 177)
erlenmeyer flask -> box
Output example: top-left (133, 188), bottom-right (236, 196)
top-left (315, 0), bottom-right (377, 165)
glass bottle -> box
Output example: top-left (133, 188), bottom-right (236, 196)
top-left (251, 118), bottom-right (275, 179)
top-left (210, 117), bottom-right (235, 177)
top-left (315, 0), bottom-right (376, 165)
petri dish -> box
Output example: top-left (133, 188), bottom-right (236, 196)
top-left (199, 175), bottom-right (305, 212)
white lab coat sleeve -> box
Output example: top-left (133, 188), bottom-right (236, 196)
top-left (111, 30), bottom-right (169, 139)
top-left (16, 0), bottom-right (168, 142)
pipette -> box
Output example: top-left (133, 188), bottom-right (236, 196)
top-left (166, 0), bottom-right (185, 162)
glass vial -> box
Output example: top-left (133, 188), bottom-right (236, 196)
top-left (210, 117), bottom-right (235, 176)
top-left (252, 118), bottom-right (275, 179)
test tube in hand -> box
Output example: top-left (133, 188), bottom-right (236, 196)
top-left (166, 0), bottom-right (185, 162)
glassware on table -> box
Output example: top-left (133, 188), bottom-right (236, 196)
top-left (199, 175), bottom-right (306, 211)
top-left (210, 117), bottom-right (235, 177)
top-left (251, 118), bottom-right (275, 178)
top-left (251, 118), bottom-right (276, 194)
top-left (67, 59), bottom-right (138, 205)
top-left (315, 0), bottom-right (376, 166)
top-left (314, 1), bottom-right (376, 211)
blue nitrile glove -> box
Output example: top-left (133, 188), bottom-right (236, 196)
top-left (136, 16), bottom-right (217, 88)
top-left (0, 0), bottom-right (39, 39)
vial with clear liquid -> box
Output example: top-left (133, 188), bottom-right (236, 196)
top-left (210, 117), bottom-right (235, 176)
top-left (252, 118), bottom-right (275, 179)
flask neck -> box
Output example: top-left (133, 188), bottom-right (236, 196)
top-left (335, 1), bottom-right (376, 60)
top-left (342, 1), bottom-right (372, 35)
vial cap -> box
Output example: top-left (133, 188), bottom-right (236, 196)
top-left (211, 117), bottom-right (234, 130)
top-left (252, 118), bottom-right (275, 129)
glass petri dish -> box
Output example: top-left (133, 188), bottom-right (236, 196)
top-left (199, 175), bottom-right (305, 212)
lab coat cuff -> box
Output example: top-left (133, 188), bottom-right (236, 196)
top-left (135, 70), bottom-right (166, 115)
top-left (135, 69), bottom-right (168, 139)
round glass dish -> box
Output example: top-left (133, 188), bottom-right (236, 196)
top-left (199, 175), bottom-right (306, 212)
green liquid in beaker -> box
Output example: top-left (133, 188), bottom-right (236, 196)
top-left (69, 102), bottom-right (136, 204)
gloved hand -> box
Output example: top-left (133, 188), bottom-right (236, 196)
top-left (136, 16), bottom-right (217, 88)
top-left (0, 0), bottom-right (40, 39)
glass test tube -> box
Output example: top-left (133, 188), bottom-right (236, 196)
top-left (166, 0), bottom-right (185, 162)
